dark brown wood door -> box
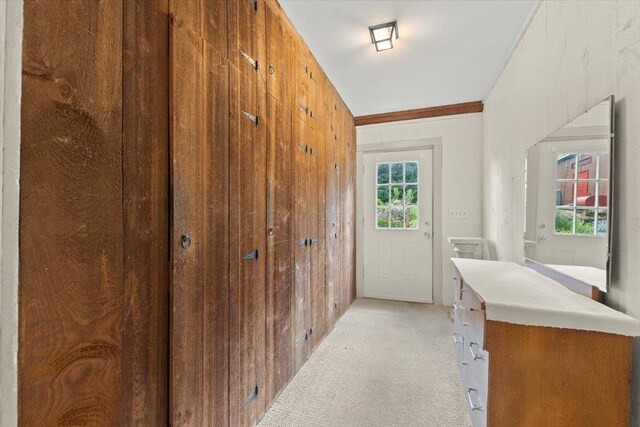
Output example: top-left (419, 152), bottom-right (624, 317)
top-left (170, 18), bottom-right (231, 425)
top-left (229, 65), bottom-right (267, 427)
top-left (325, 101), bottom-right (342, 328)
top-left (21, 1), bottom-right (169, 425)
top-left (265, 93), bottom-right (293, 407)
top-left (291, 113), bottom-right (310, 371)
top-left (228, 0), bottom-right (266, 83)
top-left (308, 127), bottom-right (327, 349)
top-left (265, 1), bottom-right (292, 108)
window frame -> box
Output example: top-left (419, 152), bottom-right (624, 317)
top-left (553, 152), bottom-right (608, 237)
top-left (375, 160), bottom-right (420, 230)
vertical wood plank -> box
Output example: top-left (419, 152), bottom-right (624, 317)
top-left (229, 64), bottom-right (267, 427)
top-left (228, 0), bottom-right (266, 83)
top-left (169, 17), bottom-right (204, 426)
top-left (291, 113), bottom-right (310, 371)
top-left (265, 93), bottom-right (293, 406)
top-left (20, 0), bottom-right (123, 424)
top-left (201, 40), bottom-right (230, 427)
top-left (122, 0), bottom-right (170, 425)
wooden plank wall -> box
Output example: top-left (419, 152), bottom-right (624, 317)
top-left (20, 0), bottom-right (169, 425)
top-left (20, 0), bottom-right (355, 425)
top-left (169, 0), bottom-right (356, 426)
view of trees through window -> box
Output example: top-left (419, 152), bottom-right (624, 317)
top-left (554, 152), bottom-right (608, 236)
top-left (376, 161), bottom-right (419, 229)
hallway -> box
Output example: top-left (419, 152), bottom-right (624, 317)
top-left (259, 299), bottom-right (471, 427)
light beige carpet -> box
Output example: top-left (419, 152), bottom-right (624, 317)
top-left (258, 298), bottom-right (472, 427)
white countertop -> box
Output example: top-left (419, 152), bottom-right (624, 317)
top-left (452, 258), bottom-right (640, 337)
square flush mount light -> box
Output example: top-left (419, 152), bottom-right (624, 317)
top-left (369, 21), bottom-right (399, 52)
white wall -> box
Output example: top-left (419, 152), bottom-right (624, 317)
top-left (482, 0), bottom-right (640, 422)
top-left (0, 1), bottom-right (22, 426)
top-left (357, 113), bottom-right (483, 306)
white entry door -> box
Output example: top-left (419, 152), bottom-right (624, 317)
top-left (363, 149), bottom-right (434, 303)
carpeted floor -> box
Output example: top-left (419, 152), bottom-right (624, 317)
top-left (258, 298), bottom-right (472, 427)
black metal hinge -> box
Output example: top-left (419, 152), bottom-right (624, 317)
top-left (299, 143), bottom-right (308, 153)
top-left (242, 250), bottom-right (259, 260)
top-left (309, 238), bottom-right (318, 246)
top-left (242, 111), bottom-right (259, 126)
top-left (298, 238), bottom-right (308, 247)
top-left (242, 385), bottom-right (258, 407)
top-left (298, 103), bottom-right (308, 115)
top-left (240, 50), bottom-right (259, 71)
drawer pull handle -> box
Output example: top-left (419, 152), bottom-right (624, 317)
top-left (469, 342), bottom-right (484, 361)
top-left (467, 388), bottom-right (483, 411)
top-left (452, 333), bottom-right (463, 345)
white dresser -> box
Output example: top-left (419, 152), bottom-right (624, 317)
top-left (451, 258), bottom-right (640, 426)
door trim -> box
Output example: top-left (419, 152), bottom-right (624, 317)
top-left (356, 138), bottom-right (443, 305)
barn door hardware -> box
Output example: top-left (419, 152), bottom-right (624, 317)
top-left (298, 143), bottom-right (308, 152)
top-left (242, 385), bottom-right (259, 407)
top-left (300, 62), bottom-right (308, 74)
top-left (247, 0), bottom-right (258, 12)
top-left (242, 111), bottom-right (259, 125)
top-left (335, 164), bottom-right (340, 171)
top-left (310, 71), bottom-right (317, 83)
top-left (268, 64), bottom-right (275, 75)
top-left (240, 50), bottom-right (259, 71)
top-left (298, 238), bottom-right (308, 247)
top-left (309, 238), bottom-right (318, 246)
top-left (295, 332), bottom-right (308, 346)
top-left (180, 234), bottom-right (192, 249)
top-left (298, 103), bottom-right (308, 114)
top-left (335, 300), bottom-right (339, 308)
top-left (309, 147), bottom-right (319, 157)
top-left (242, 250), bottom-right (259, 260)
top-left (310, 325), bottom-right (317, 335)
top-left (310, 111), bottom-right (319, 122)
top-left (268, 227), bottom-right (275, 236)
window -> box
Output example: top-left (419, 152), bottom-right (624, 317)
top-left (554, 152), bottom-right (608, 236)
top-left (376, 161), bottom-right (419, 229)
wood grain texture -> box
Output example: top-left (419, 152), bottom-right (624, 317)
top-left (292, 35), bottom-right (309, 122)
top-left (122, 0), bottom-right (170, 425)
top-left (265, 2), bottom-right (293, 108)
top-left (20, 0), bottom-right (123, 424)
top-left (265, 93), bottom-right (293, 406)
top-left (228, 0), bottom-right (266, 83)
top-left (291, 112), bottom-right (311, 372)
top-left (229, 65), bottom-right (268, 427)
top-left (354, 101), bottom-right (484, 126)
top-left (169, 20), bottom-right (205, 426)
top-left (484, 320), bottom-right (633, 426)
top-left (308, 127), bottom-right (326, 350)
top-left (201, 41), bottom-right (231, 427)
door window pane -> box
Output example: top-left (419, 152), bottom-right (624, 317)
top-left (377, 207), bottom-right (389, 228)
top-left (390, 163), bottom-right (404, 183)
top-left (555, 209), bottom-right (574, 234)
top-left (597, 209), bottom-right (608, 235)
top-left (390, 185), bottom-right (404, 205)
top-left (405, 206), bottom-right (418, 229)
top-left (390, 207), bottom-right (403, 228)
top-left (405, 162), bottom-right (418, 183)
top-left (575, 209), bottom-right (595, 235)
top-left (377, 164), bottom-right (389, 184)
top-left (377, 186), bottom-right (389, 206)
top-left (405, 185), bottom-right (418, 205)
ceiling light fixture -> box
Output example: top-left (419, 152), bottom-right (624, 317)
top-left (369, 21), bottom-right (399, 52)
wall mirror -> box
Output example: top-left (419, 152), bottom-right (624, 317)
top-left (524, 96), bottom-right (614, 295)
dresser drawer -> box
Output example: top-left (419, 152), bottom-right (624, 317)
top-left (465, 340), bottom-right (489, 427)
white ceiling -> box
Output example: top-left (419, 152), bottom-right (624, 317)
top-left (279, 0), bottom-right (538, 117)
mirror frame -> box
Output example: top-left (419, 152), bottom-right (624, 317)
top-left (524, 95), bottom-right (615, 294)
